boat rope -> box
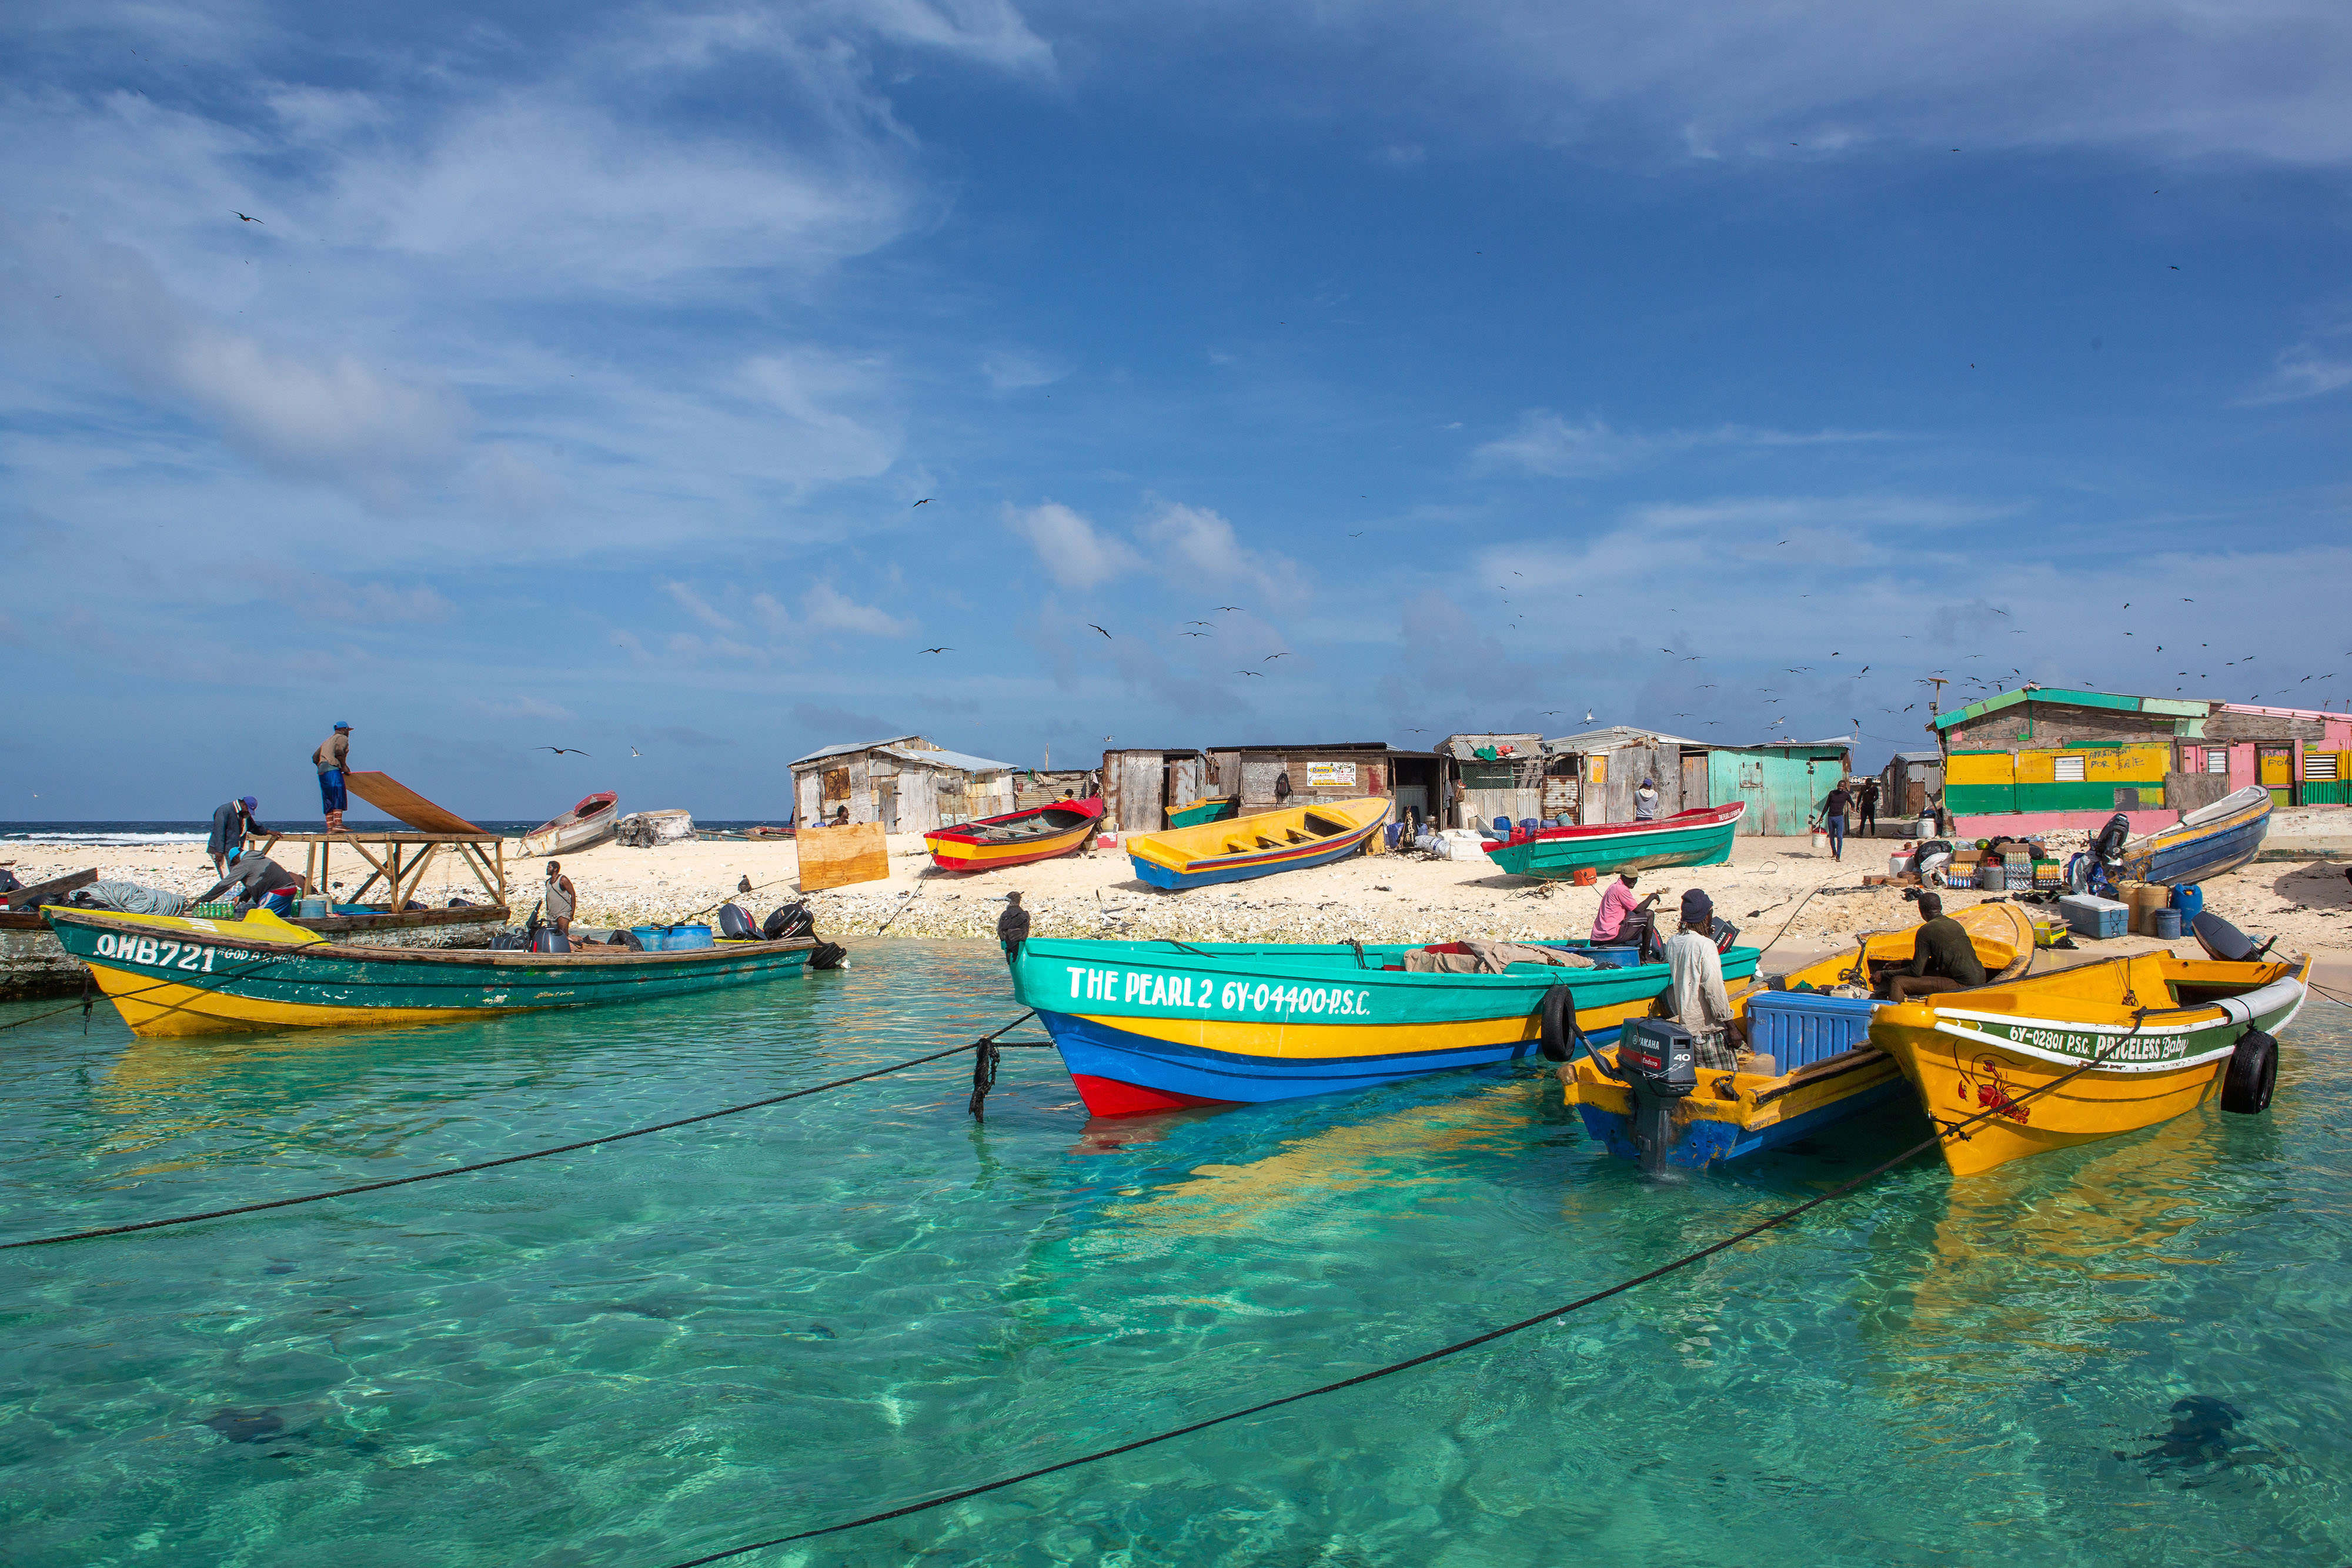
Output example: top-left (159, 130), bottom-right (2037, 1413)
top-left (0, 1010), bottom-right (1040, 1252)
top-left (654, 1018), bottom-right (2160, 1567)
top-left (873, 882), bottom-right (926, 936)
top-left (1750, 877), bottom-right (1841, 962)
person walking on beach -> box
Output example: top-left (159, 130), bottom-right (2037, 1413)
top-left (313, 722), bottom-right (353, 834)
top-left (997, 891), bottom-right (1030, 964)
top-left (1856, 777), bottom-right (1880, 837)
top-left (543, 860), bottom-right (576, 938)
top-left (207, 796), bottom-right (270, 874)
top-left (1816, 780), bottom-right (1852, 862)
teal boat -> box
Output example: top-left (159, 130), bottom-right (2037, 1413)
top-left (1011, 934), bottom-right (1760, 1115)
top-left (1482, 801), bottom-right (1745, 880)
top-left (1165, 795), bottom-right (1239, 828)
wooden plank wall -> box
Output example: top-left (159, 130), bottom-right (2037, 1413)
top-left (796, 823), bottom-right (890, 891)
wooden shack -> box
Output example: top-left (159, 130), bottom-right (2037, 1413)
top-left (1441, 734), bottom-right (1545, 829)
top-left (789, 736), bottom-right (1017, 834)
top-left (1100, 742), bottom-right (1442, 833)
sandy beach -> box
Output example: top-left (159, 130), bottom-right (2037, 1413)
top-left (12, 824), bottom-right (2348, 972)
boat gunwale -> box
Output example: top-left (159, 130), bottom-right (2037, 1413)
top-left (1492, 800), bottom-right (1746, 847)
top-left (42, 908), bottom-right (817, 969)
top-left (923, 796), bottom-right (1104, 848)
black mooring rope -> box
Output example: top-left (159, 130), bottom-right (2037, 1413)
top-left (657, 1014), bottom-right (2160, 1566)
top-left (1, 1011), bottom-right (1040, 1251)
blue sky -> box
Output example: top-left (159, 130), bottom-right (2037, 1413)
top-left (4, 1), bottom-right (2349, 820)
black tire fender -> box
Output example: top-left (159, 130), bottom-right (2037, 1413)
top-left (2220, 1029), bottom-right (2277, 1115)
top-left (1539, 984), bottom-right (1573, 1062)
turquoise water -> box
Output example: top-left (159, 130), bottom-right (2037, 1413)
top-left (4, 940), bottom-right (2349, 1566)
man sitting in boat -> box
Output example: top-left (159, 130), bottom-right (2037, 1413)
top-left (1663, 890), bottom-right (1748, 1068)
top-left (1591, 871), bottom-right (1643, 944)
top-left (195, 848), bottom-right (304, 911)
top-left (1878, 892), bottom-right (1986, 1003)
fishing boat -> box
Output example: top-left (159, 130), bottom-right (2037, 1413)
top-left (1010, 934), bottom-right (1759, 1115)
top-left (1125, 796), bottom-right (1390, 890)
top-left (924, 797), bottom-right (1105, 872)
top-left (520, 791), bottom-right (619, 857)
top-left (45, 905), bottom-right (822, 1039)
top-left (1872, 947), bottom-right (2306, 1176)
top-left (1165, 795), bottom-right (1239, 829)
top-left (1561, 903), bottom-right (2036, 1170)
top-left (2120, 785), bottom-right (2271, 885)
top-left (1482, 802), bottom-right (1745, 881)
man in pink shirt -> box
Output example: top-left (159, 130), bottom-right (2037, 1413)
top-left (1592, 870), bottom-right (1643, 941)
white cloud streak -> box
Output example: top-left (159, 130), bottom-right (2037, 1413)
top-left (1474, 412), bottom-right (1889, 477)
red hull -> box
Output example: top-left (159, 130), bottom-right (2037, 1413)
top-left (1070, 1073), bottom-right (1236, 1117)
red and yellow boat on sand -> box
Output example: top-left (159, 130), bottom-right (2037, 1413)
top-left (1872, 948), bottom-right (2307, 1176)
top-left (924, 797), bottom-right (1105, 874)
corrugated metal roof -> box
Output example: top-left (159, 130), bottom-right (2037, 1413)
top-left (790, 735), bottom-right (924, 767)
top-left (1441, 733), bottom-right (1543, 759)
top-left (1930, 687), bottom-right (2217, 730)
top-left (1719, 735), bottom-right (1853, 752)
top-left (1542, 726), bottom-right (1703, 752)
top-left (876, 743), bottom-right (1014, 774)
top-left (1891, 750), bottom-right (1942, 763)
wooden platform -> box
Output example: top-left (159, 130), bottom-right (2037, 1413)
top-left (253, 831), bottom-right (507, 910)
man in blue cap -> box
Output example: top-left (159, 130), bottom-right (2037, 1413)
top-left (206, 795), bottom-right (272, 875)
top-left (313, 721), bottom-right (353, 833)
top-left (1662, 887), bottom-right (1748, 1069)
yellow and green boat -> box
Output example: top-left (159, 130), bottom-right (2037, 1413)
top-left (45, 907), bottom-right (824, 1039)
top-left (1165, 795), bottom-right (1239, 829)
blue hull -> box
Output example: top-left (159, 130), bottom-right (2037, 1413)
top-left (1128, 834), bottom-right (1374, 890)
top-left (1575, 1076), bottom-right (1909, 1170)
top-left (1041, 1008), bottom-right (1549, 1104)
top-left (2143, 812), bottom-right (2269, 884)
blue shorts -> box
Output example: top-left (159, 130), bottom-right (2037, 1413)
top-left (319, 770), bottom-right (348, 813)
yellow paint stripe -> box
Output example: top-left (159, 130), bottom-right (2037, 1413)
top-left (1073, 994), bottom-right (1651, 1059)
top-left (86, 962), bottom-right (523, 1040)
top-left (929, 827), bottom-right (1090, 868)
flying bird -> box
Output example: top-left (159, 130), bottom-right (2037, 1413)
top-left (1237, 670), bottom-right (1264, 677)
top-left (1217, 606), bottom-right (1241, 612)
top-left (235, 212), bottom-right (262, 223)
top-left (1582, 710), bottom-right (1596, 723)
top-left (629, 747), bottom-right (641, 757)
top-left (912, 498), bottom-right (933, 507)
top-left (1264, 653), bottom-right (1291, 661)
top-left (1088, 624), bottom-right (1112, 638)
top-left (1181, 631), bottom-right (1208, 637)
top-left (1186, 620), bottom-right (1212, 627)
top-left (534, 746), bottom-right (592, 756)
top-left (918, 646), bottom-right (953, 654)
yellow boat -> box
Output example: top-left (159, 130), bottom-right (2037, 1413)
top-left (1124, 796), bottom-right (1389, 890)
top-left (1563, 903), bottom-right (2035, 1170)
top-left (1872, 950), bottom-right (2308, 1176)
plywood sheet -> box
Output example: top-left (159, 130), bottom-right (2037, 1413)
top-left (343, 771), bottom-right (484, 835)
top-left (797, 821), bottom-right (889, 891)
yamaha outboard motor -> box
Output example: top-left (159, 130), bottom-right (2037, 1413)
top-left (1618, 1018), bottom-right (1697, 1174)
top-left (716, 902), bottom-right (760, 941)
top-left (2092, 812), bottom-right (2132, 870)
top-left (763, 902), bottom-right (816, 941)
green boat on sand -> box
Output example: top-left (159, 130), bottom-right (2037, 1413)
top-left (1165, 795), bottom-right (1240, 828)
top-left (1481, 801), bottom-right (1745, 880)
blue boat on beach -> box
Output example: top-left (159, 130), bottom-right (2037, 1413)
top-left (2122, 785), bottom-right (2272, 885)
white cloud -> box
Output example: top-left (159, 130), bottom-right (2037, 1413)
top-left (663, 580), bottom-right (740, 632)
top-left (15, 224), bottom-right (465, 504)
top-left (1474, 411), bottom-right (1889, 477)
top-left (476, 445), bottom-right (567, 517)
top-left (981, 350), bottom-right (1066, 389)
top-left (1002, 501), bottom-right (1143, 589)
top-left (2239, 341), bottom-right (2352, 404)
top-left (350, 583), bottom-right (454, 623)
top-left (1226, 0), bottom-right (2352, 166)
top-left (801, 580), bottom-right (916, 637)
top-left (1140, 502), bottom-right (1305, 598)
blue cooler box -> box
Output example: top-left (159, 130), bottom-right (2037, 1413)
top-left (2058, 894), bottom-right (2130, 940)
top-left (1746, 991), bottom-right (1880, 1071)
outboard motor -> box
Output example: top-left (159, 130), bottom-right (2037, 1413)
top-left (763, 902), bottom-right (816, 941)
top-left (2092, 812), bottom-right (2132, 871)
top-left (2191, 911), bottom-right (2275, 964)
top-left (1618, 1018), bottom-right (1697, 1174)
top-left (716, 902), bottom-right (760, 941)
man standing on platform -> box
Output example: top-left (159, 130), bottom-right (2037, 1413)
top-left (314, 722), bottom-right (353, 834)
top-left (207, 795), bottom-right (270, 875)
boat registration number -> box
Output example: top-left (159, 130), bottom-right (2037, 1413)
top-left (92, 932), bottom-right (227, 972)
top-left (2003, 1025), bottom-right (2194, 1064)
top-left (1064, 965), bottom-right (1372, 1017)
